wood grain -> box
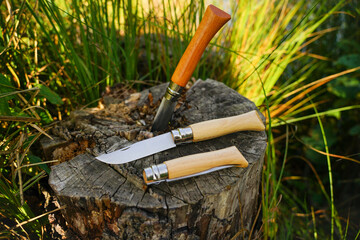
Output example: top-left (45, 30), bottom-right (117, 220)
top-left (171, 5), bottom-right (231, 87)
top-left (190, 110), bottom-right (265, 142)
top-left (165, 146), bottom-right (248, 180)
top-left (47, 79), bottom-right (267, 239)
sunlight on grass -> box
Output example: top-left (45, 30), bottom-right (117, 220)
top-left (226, 0), bottom-right (344, 106)
top-left (1, 0), bottom-right (359, 238)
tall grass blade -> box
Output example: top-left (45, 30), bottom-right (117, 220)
top-left (355, 229), bottom-right (360, 240)
top-left (272, 105), bottom-right (360, 127)
top-left (310, 97), bottom-right (342, 239)
top-left (311, 207), bottom-right (318, 239)
top-left (226, 0), bottom-right (345, 108)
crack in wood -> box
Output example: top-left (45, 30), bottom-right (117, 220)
top-left (47, 79), bottom-right (267, 239)
top-left (111, 179), bottom-right (127, 199)
top-left (152, 184), bottom-right (189, 205)
top-left (193, 179), bottom-right (205, 198)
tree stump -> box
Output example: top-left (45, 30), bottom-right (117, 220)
top-left (47, 79), bottom-right (267, 239)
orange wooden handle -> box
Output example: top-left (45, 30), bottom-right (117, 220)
top-left (171, 5), bottom-right (231, 87)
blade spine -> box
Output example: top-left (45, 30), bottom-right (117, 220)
top-left (146, 165), bottom-right (236, 185)
top-left (166, 165), bottom-right (235, 182)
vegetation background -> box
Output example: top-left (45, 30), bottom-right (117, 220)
top-left (0, 0), bottom-right (359, 239)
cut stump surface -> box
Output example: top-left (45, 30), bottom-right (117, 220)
top-left (47, 79), bottom-right (267, 239)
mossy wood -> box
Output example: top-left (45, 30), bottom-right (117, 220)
top-left (46, 79), bottom-right (267, 239)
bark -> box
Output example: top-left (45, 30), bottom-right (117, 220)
top-left (47, 79), bottom-right (267, 239)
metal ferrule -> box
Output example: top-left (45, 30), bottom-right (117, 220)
top-left (144, 163), bottom-right (169, 182)
top-left (164, 82), bottom-right (184, 101)
top-left (151, 82), bottom-right (185, 132)
top-left (171, 127), bottom-right (193, 144)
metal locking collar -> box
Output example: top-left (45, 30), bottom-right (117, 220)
top-left (143, 163), bottom-right (169, 182)
top-left (164, 82), bottom-right (183, 101)
top-left (171, 127), bottom-right (193, 144)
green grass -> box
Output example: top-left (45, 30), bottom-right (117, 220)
top-left (311, 98), bottom-right (338, 239)
top-left (225, 0), bottom-right (340, 105)
top-left (1, 0), bottom-right (360, 238)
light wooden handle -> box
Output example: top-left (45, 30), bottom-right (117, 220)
top-left (171, 5), bottom-right (231, 87)
top-left (190, 110), bottom-right (265, 142)
top-left (165, 146), bottom-right (248, 180)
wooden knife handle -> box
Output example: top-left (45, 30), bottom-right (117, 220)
top-left (171, 5), bottom-right (231, 87)
top-left (165, 146), bottom-right (248, 180)
top-left (189, 110), bottom-right (265, 142)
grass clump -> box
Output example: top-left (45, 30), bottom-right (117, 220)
top-left (1, 0), bottom-right (360, 238)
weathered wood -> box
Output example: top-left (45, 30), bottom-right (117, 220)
top-left (47, 79), bottom-right (267, 239)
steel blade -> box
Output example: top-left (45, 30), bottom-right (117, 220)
top-left (96, 132), bottom-right (176, 164)
top-left (151, 97), bottom-right (177, 132)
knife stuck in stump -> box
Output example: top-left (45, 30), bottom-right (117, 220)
top-left (143, 146), bottom-right (248, 185)
top-left (95, 110), bottom-right (265, 164)
top-left (151, 5), bottom-right (231, 132)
